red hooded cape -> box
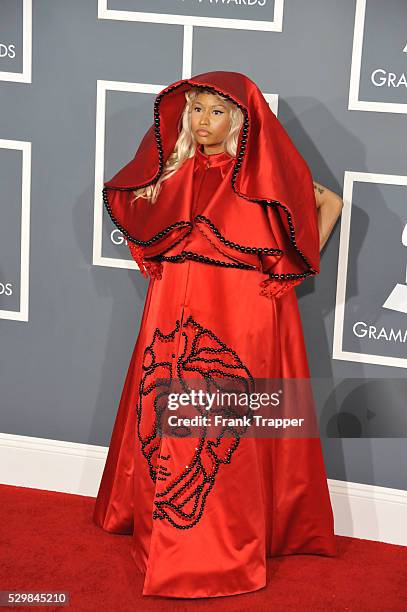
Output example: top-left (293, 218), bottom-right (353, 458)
top-left (103, 71), bottom-right (320, 298)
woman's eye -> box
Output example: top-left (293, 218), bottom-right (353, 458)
top-left (193, 107), bottom-right (223, 115)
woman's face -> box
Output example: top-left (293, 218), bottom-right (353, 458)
top-left (190, 92), bottom-right (232, 154)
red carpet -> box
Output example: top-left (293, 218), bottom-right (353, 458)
top-left (0, 484), bottom-right (406, 611)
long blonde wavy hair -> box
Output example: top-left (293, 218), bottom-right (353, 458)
top-left (130, 87), bottom-right (244, 205)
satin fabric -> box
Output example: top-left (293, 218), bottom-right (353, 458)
top-left (104, 71), bottom-right (320, 299)
top-left (93, 146), bottom-right (337, 599)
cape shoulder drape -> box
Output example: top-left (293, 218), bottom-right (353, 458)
top-left (102, 70), bottom-right (320, 298)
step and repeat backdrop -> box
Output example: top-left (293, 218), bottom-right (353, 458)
top-left (1, 0), bottom-right (406, 491)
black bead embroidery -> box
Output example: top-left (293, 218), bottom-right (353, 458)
top-left (103, 79), bottom-right (318, 282)
top-left (157, 251), bottom-right (256, 270)
top-left (137, 314), bottom-right (255, 530)
top-left (103, 187), bottom-right (193, 249)
top-left (195, 215), bottom-right (283, 255)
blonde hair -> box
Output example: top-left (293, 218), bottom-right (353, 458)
top-left (130, 87), bottom-right (244, 205)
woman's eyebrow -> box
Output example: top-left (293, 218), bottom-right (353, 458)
top-left (194, 102), bottom-right (228, 109)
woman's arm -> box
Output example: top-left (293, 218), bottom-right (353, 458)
top-left (313, 180), bottom-right (344, 252)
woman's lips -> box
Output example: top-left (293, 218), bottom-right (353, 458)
top-left (196, 130), bottom-right (210, 136)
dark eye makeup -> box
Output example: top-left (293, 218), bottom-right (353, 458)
top-left (193, 106), bottom-right (224, 115)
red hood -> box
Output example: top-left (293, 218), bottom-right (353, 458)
top-left (103, 71), bottom-right (320, 295)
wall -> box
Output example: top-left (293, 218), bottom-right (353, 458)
top-left (1, 0), bottom-right (406, 493)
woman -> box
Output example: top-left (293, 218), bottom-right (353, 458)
top-left (94, 71), bottom-right (343, 598)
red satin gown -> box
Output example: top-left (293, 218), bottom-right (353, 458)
top-left (93, 144), bottom-right (337, 598)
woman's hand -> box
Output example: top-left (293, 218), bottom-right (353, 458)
top-left (313, 181), bottom-right (344, 252)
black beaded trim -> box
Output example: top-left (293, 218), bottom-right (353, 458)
top-left (103, 186), bottom-right (192, 249)
top-left (137, 314), bottom-right (255, 530)
top-left (103, 79), bottom-right (317, 280)
top-left (261, 200), bottom-right (314, 280)
top-left (195, 215), bottom-right (283, 255)
top-left (136, 320), bottom-right (181, 481)
top-left (156, 251), bottom-right (256, 270)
